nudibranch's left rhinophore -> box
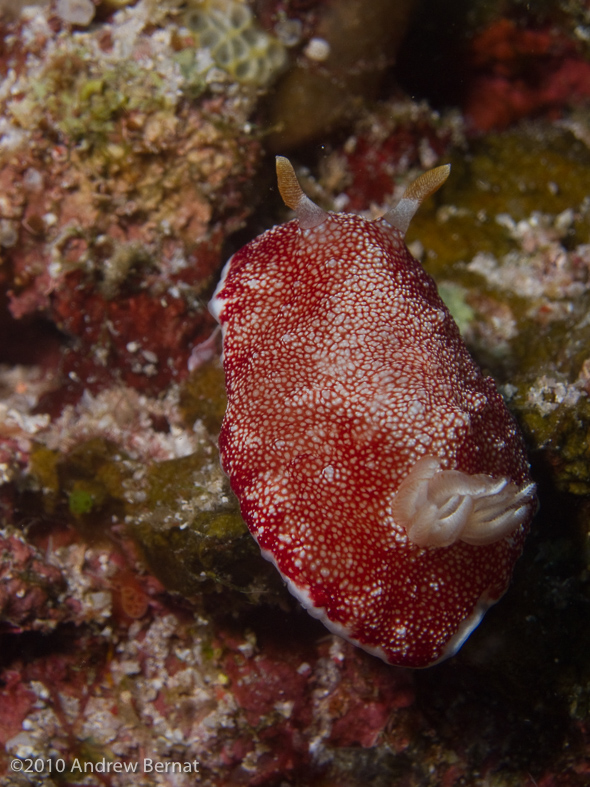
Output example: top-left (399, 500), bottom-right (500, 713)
top-left (209, 157), bottom-right (537, 668)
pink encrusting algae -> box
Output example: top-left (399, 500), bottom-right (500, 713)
top-left (210, 157), bottom-right (536, 668)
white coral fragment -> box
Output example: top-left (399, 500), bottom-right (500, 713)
top-left (56, 0), bottom-right (95, 26)
top-left (392, 456), bottom-right (536, 548)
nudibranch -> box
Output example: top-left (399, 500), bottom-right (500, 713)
top-left (209, 157), bottom-right (536, 668)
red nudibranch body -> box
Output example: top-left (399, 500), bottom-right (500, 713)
top-left (209, 157), bottom-right (536, 668)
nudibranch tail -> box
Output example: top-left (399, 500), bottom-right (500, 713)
top-left (276, 155), bottom-right (328, 230)
top-left (383, 163), bottom-right (451, 235)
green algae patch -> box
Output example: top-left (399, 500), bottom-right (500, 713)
top-left (62, 438), bottom-right (131, 515)
top-left (28, 430), bottom-right (279, 599)
top-left (409, 124), bottom-right (590, 281)
top-left (21, 44), bottom-right (175, 150)
top-left (68, 484), bottom-right (102, 516)
top-left (132, 504), bottom-right (272, 598)
top-left (116, 363), bottom-right (282, 600)
top-left (179, 360), bottom-right (227, 435)
top-left (22, 357), bottom-right (280, 600)
top-left (141, 451), bottom-right (209, 511)
top-left (29, 445), bottom-right (61, 494)
top-left (29, 439), bottom-right (129, 522)
top-left (26, 438), bottom-right (131, 541)
top-left (29, 445), bottom-right (61, 513)
top-left (127, 448), bottom-right (281, 601)
top-left (130, 480), bottom-right (280, 601)
top-left (64, 439), bottom-right (132, 537)
top-left (436, 282), bottom-right (475, 335)
top-left (507, 367), bottom-right (590, 496)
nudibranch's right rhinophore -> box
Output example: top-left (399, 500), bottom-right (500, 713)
top-left (209, 156), bottom-right (537, 668)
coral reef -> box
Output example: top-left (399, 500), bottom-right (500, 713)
top-left (1, 0), bottom-right (590, 784)
top-left (0, 0), bottom-right (272, 399)
top-left (317, 99), bottom-right (464, 212)
top-left (464, 17), bottom-right (590, 131)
